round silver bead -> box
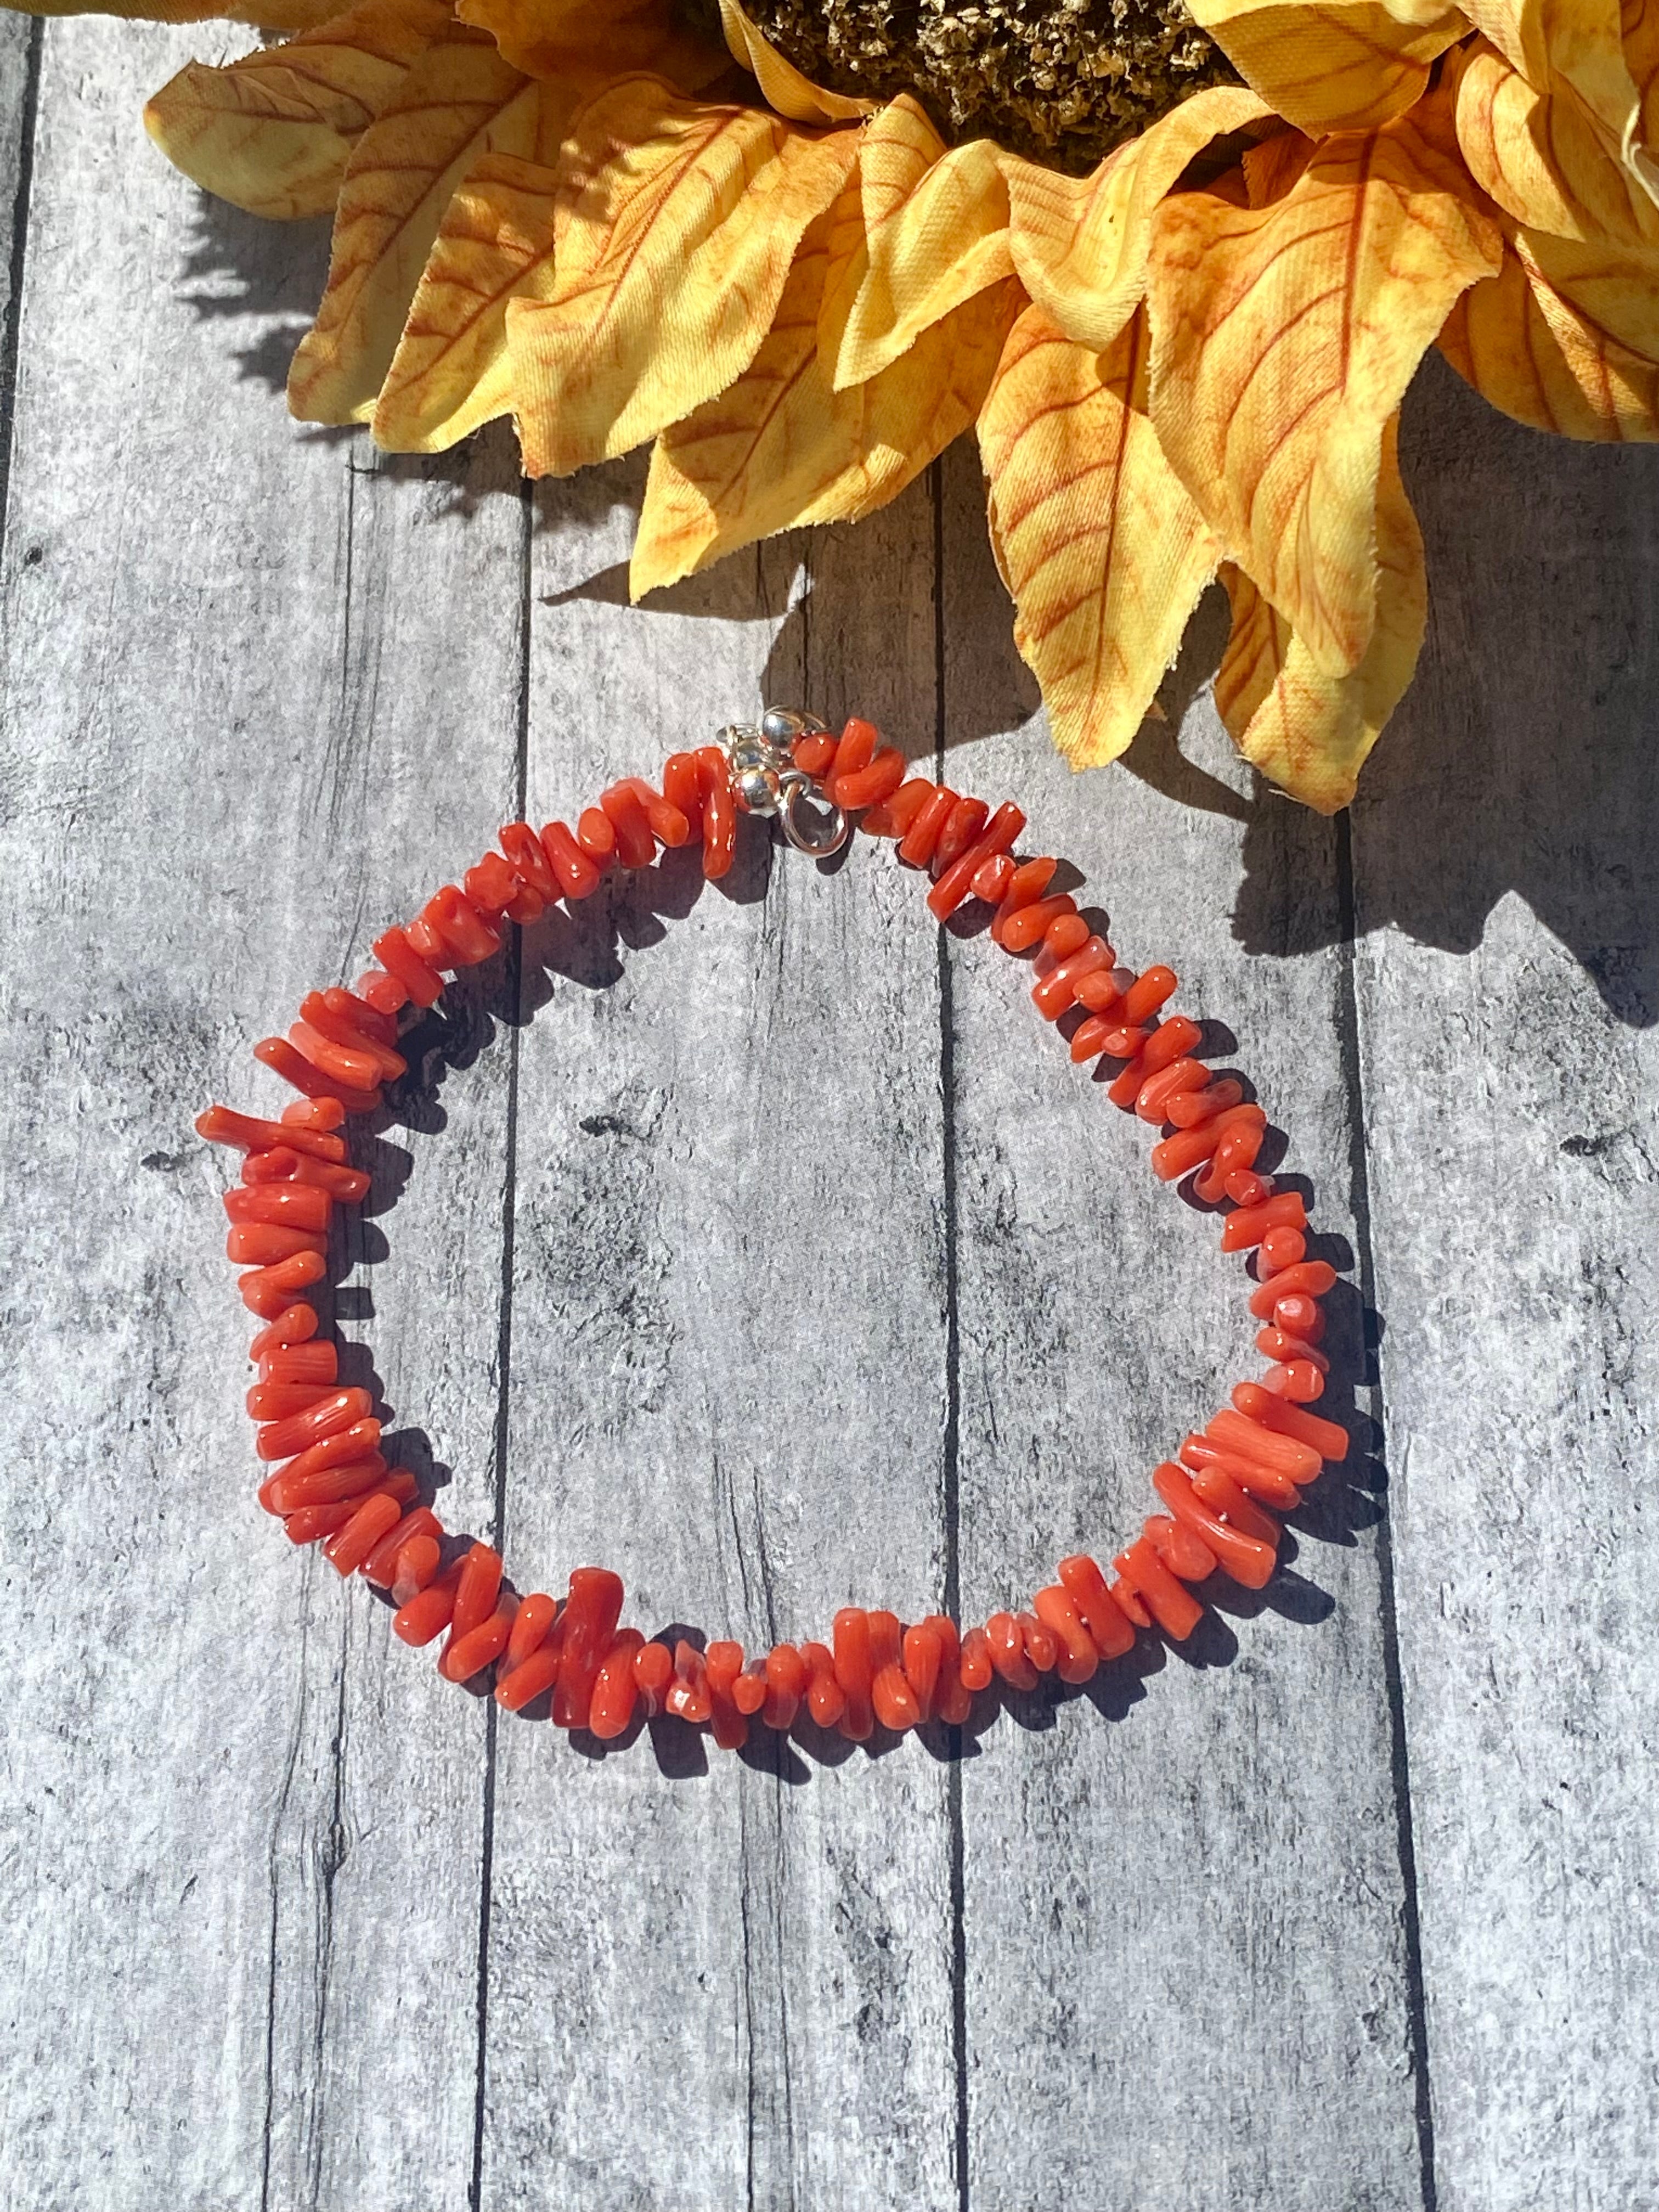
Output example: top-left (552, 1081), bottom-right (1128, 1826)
top-left (736, 763), bottom-right (782, 814)
top-left (760, 706), bottom-right (808, 746)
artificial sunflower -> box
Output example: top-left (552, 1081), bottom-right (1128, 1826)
top-left (12, 0), bottom-right (1659, 808)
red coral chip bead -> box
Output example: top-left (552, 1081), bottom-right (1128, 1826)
top-left (1032, 937), bottom-right (1114, 1020)
top-left (361, 1505), bottom-right (443, 1588)
top-left (464, 850), bottom-right (522, 919)
top-left (599, 782), bottom-right (658, 868)
top-left (390, 1533), bottom-right (443, 1606)
top-left (1074, 966), bottom-right (1125, 1015)
top-left (832, 1608), bottom-right (876, 1741)
top-left (1224, 1167), bottom-right (1274, 1207)
top-left (631, 1639), bottom-right (674, 1719)
top-left (801, 1641), bottom-right (846, 1729)
top-left (930, 797), bottom-right (989, 876)
top-left (496, 1638), bottom-right (563, 1712)
top-left (393, 1565), bottom-right (464, 1646)
top-left (1147, 1512), bottom-right (1218, 1585)
top-left (540, 820), bottom-right (602, 900)
top-left (224, 1182), bottom-right (331, 1232)
top-left (898, 785), bottom-right (957, 869)
top-left (990, 855), bottom-right (1057, 942)
top-left (1205, 1407), bottom-right (1322, 1482)
top-left (440, 1601), bottom-right (517, 1683)
top-left (199, 1105), bottom-right (348, 1164)
top-left (1187, 1460), bottom-right (1282, 1543)
top-left (1031, 1586), bottom-right (1098, 1684)
top-left (661, 753), bottom-right (706, 834)
top-left (575, 806), bottom-right (617, 865)
top-left (258, 1340), bottom-right (337, 1385)
top-left (1179, 1433), bottom-right (1303, 1512)
top-left (501, 1593), bottom-right (557, 1671)
top-left (1056, 1554), bottom-right (1137, 1660)
top-left (447, 1543), bottom-right (504, 1649)
top-left (1221, 1190), bottom-right (1308, 1252)
top-left (867, 1609), bottom-right (902, 1676)
top-left (552, 1567), bottom-right (625, 1731)
top-left (696, 747), bottom-right (737, 879)
top-left (227, 1222), bottom-right (328, 1268)
top-left (1017, 1609), bottom-right (1059, 1674)
top-left (372, 926), bottom-right (445, 1009)
top-left (283, 1499), bottom-right (362, 1544)
top-left (704, 1640), bottom-right (750, 1751)
top-left (1069, 1014), bottom-right (1118, 1064)
top-left (999, 894), bottom-right (1077, 954)
top-left (590, 1630), bottom-right (646, 1739)
top-left (667, 1640), bottom-right (713, 1725)
top-left (863, 776), bottom-right (934, 838)
top-left (1164, 1078), bottom-right (1245, 1131)
top-left (253, 1037), bottom-right (381, 1117)
top-left (1231, 1382), bottom-right (1349, 1462)
top-left (1152, 1463), bottom-right (1277, 1589)
top-left (926, 802), bottom-right (1025, 920)
top-left (1262, 1359), bottom-right (1326, 1402)
top-left (901, 1621), bottom-right (943, 1722)
top-left (1258, 1226), bottom-right (1308, 1276)
top-left (258, 1455), bottom-right (386, 1516)
top-left (246, 1379), bottom-right (334, 1423)
top-left (926, 1615), bottom-right (973, 1724)
top-left (1245, 1261), bottom-right (1336, 1318)
top-left (1113, 1535), bottom-right (1203, 1640)
top-left (958, 1626), bottom-right (994, 1691)
top-left (249, 1303), bottom-right (319, 1358)
top-left (762, 1644), bottom-right (809, 1731)
top-left (324, 1491), bottom-right (403, 1577)
top-left (833, 747), bottom-right (907, 812)
top-left (499, 821), bottom-right (558, 902)
top-left (255, 1386), bottom-right (374, 1463)
top-left (732, 1663), bottom-right (768, 1717)
top-left (872, 1662), bottom-right (922, 1732)
top-left (1120, 966), bottom-right (1179, 1025)
top-left (1271, 1291), bottom-right (1325, 1340)
top-left (618, 777), bottom-right (691, 850)
top-left (238, 1252), bottom-right (328, 1318)
top-left (1150, 1103), bottom-right (1266, 1183)
top-left (353, 967), bottom-right (409, 1018)
top-left (985, 1611), bottom-right (1037, 1690)
top-left (1135, 1058), bottom-right (1207, 1123)
top-left (1257, 1326), bottom-right (1330, 1373)
top-left (970, 851), bottom-right (1015, 906)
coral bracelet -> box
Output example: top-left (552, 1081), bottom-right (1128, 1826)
top-left (197, 709), bottom-right (1348, 1750)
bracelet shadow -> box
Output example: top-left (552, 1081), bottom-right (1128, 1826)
top-left (301, 812), bottom-right (1385, 1784)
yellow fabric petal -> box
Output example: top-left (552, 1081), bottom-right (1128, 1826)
top-left (1451, 26), bottom-right (1659, 250)
top-left (837, 99), bottom-right (1012, 386)
top-left (1002, 84), bottom-right (1273, 354)
top-left (143, 0), bottom-right (451, 222)
top-left (371, 149), bottom-right (565, 450)
top-left (1519, 223), bottom-right (1659, 354)
top-left (630, 171), bottom-right (1018, 594)
top-left (509, 80), bottom-right (857, 478)
top-left (1147, 108), bottom-right (1500, 677)
top-left (716, 0), bottom-right (874, 122)
top-left (287, 29), bottom-right (538, 425)
top-left (1438, 235), bottom-right (1659, 433)
top-left (1184, 0), bottom-right (1468, 133)
top-left (2, 0), bottom-right (333, 24)
top-left (1456, 0), bottom-right (1658, 199)
top-left (976, 303), bottom-right (1220, 768)
top-left (1214, 417), bottom-right (1424, 810)
top-left (456, 0), bottom-right (727, 93)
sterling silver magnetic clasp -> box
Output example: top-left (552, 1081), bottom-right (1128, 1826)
top-left (718, 708), bottom-right (851, 859)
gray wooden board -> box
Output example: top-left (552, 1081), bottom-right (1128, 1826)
top-left (1, 19), bottom-right (1657, 2212)
top-left (1352, 358), bottom-right (1659, 2212)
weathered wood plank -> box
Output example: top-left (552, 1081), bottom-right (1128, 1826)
top-left (1352, 357), bottom-right (1659, 2212)
top-left (0, 25), bottom-right (517, 2207)
top-left (477, 474), bottom-right (962, 2209)
top-left (935, 438), bottom-right (1427, 2207)
top-left (0, 13), bottom-right (39, 467)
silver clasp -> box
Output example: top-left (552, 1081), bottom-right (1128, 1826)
top-left (719, 708), bottom-right (851, 859)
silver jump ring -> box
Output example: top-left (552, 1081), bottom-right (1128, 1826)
top-left (777, 772), bottom-right (850, 859)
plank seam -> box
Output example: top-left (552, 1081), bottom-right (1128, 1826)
top-left (933, 456), bottom-right (972, 2212)
top-left (1336, 806), bottom-right (1440, 2212)
top-left (0, 16), bottom-right (42, 556)
top-left (469, 476), bottom-right (534, 2212)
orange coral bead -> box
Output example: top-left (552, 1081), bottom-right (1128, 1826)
top-left (1112, 1535), bottom-right (1202, 1640)
top-left (802, 1640), bottom-right (847, 1730)
top-left (1152, 1462), bottom-right (1277, 1589)
top-left (1135, 1058), bottom-right (1206, 1123)
top-left (1256, 1326), bottom-right (1330, 1373)
top-left (833, 747), bottom-right (906, 811)
top-left (898, 785), bottom-right (957, 868)
top-left (552, 1567), bottom-right (624, 1731)
top-left (1150, 1103), bottom-right (1267, 1183)
top-left (390, 1533), bottom-right (442, 1606)
top-left (1231, 1381), bottom-right (1349, 1462)
top-left (599, 783), bottom-right (658, 868)
top-left (667, 1640), bottom-right (713, 1726)
top-left (932, 797), bottom-right (989, 875)
top-left (324, 1491), bottom-right (402, 1577)
top-left (832, 716), bottom-right (878, 781)
top-left (249, 1303), bottom-right (319, 1357)
top-left (576, 806), bottom-right (617, 865)
top-left (372, 926), bottom-right (444, 1009)
top-left (1205, 1407), bottom-right (1322, 1482)
top-left (1180, 1432), bottom-right (1304, 1511)
top-left (501, 1593), bottom-right (557, 1671)
top-left (958, 1626), bottom-right (994, 1692)
top-left (1032, 936), bottom-right (1113, 1020)
top-left (255, 1386), bottom-right (374, 1463)
top-left (632, 1639), bottom-right (674, 1719)
top-left (1165, 1077), bottom-right (1245, 1130)
top-left (696, 747), bottom-right (737, 879)
top-left (257, 1340), bottom-right (336, 1386)
top-left (361, 1506), bottom-right (443, 1589)
top-left (590, 1630), bottom-right (646, 1739)
top-left (225, 1182), bottom-right (332, 1233)
top-left (439, 1601), bottom-right (517, 1683)
top-left (864, 777), bottom-right (934, 838)
top-left (926, 802), bottom-right (1025, 920)
top-left (448, 1543), bottom-right (504, 1646)
top-left (393, 1565), bottom-right (464, 1646)
top-left (1120, 966), bottom-right (1178, 1025)
top-left (985, 1611), bottom-right (1037, 1690)
top-left (495, 1639), bottom-right (563, 1712)
top-left (872, 1662), bottom-right (922, 1732)
top-left (499, 820), bottom-right (558, 902)
top-left (762, 1644), bottom-right (809, 1731)
top-left (901, 1621), bottom-right (943, 1722)
top-left (1221, 1190), bottom-right (1308, 1252)
top-left (999, 894), bottom-right (1076, 954)
top-left (924, 1615), bottom-right (973, 1724)
top-left (1246, 1261), bottom-right (1336, 1318)
top-left (1056, 1553), bottom-right (1136, 1660)
top-left (1031, 1585), bottom-right (1098, 1683)
top-left (1017, 1610), bottom-right (1058, 1674)
top-left (704, 1640), bottom-right (749, 1750)
top-left (832, 1608), bottom-right (876, 1741)
top-left (662, 752), bottom-right (706, 833)
top-left (540, 820), bottom-right (602, 900)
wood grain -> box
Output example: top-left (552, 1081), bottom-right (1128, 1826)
top-left (1350, 357), bottom-right (1659, 2212)
top-left (0, 22), bottom-right (514, 2208)
top-left (934, 440), bottom-right (1426, 2210)
top-left (477, 471), bottom-right (961, 2210)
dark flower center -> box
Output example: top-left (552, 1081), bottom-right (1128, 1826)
top-left (689, 0), bottom-right (1236, 172)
